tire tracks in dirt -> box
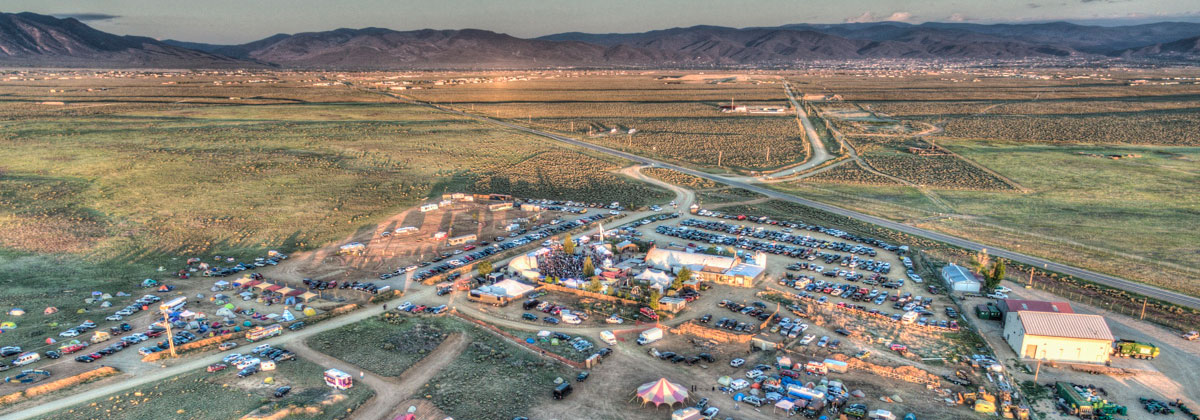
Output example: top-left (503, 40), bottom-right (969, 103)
top-left (291, 333), bottom-right (468, 420)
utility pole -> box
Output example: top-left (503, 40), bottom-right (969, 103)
top-left (627, 133), bottom-right (632, 147)
top-left (718, 151), bottom-right (723, 167)
top-left (766, 146), bottom-right (771, 162)
top-left (1033, 359), bottom-right (1042, 382)
top-left (1140, 298), bottom-right (1147, 320)
top-left (159, 304), bottom-right (177, 358)
top-left (570, 121), bottom-right (574, 132)
top-left (1027, 269), bottom-right (1034, 289)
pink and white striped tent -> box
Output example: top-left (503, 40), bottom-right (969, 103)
top-left (634, 378), bottom-right (689, 407)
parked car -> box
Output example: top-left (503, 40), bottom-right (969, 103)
top-left (274, 386), bottom-right (292, 398)
top-left (207, 363), bottom-right (227, 372)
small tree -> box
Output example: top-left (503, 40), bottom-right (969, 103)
top-left (562, 236), bottom-right (575, 254)
top-left (971, 249), bottom-right (991, 274)
top-left (477, 260), bottom-right (493, 276)
top-left (648, 290), bottom-right (661, 310)
top-left (585, 277), bottom-right (602, 293)
top-left (987, 260), bottom-right (1006, 291)
top-left (582, 256), bottom-right (595, 278)
top-left (673, 267), bottom-right (692, 290)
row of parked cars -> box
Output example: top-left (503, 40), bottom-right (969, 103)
top-left (214, 344), bottom-right (297, 378)
top-left (691, 208), bottom-right (906, 254)
top-left (649, 347), bottom-right (716, 365)
top-left (676, 218), bottom-right (883, 260)
top-left (205, 254), bottom-right (287, 277)
top-left (395, 301), bottom-right (447, 314)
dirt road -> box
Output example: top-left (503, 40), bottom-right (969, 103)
top-left (291, 332), bottom-right (468, 420)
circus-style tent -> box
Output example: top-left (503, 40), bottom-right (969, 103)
top-left (633, 378), bottom-right (689, 407)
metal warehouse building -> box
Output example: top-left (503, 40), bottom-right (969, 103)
top-left (941, 264), bottom-right (981, 293)
top-left (1003, 311), bottom-right (1114, 364)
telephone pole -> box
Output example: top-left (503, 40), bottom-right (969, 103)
top-left (159, 304), bottom-right (177, 358)
top-left (718, 151), bottom-right (723, 167)
top-left (1140, 298), bottom-right (1148, 319)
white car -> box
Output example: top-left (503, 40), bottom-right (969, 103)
top-left (988, 293), bottom-right (1008, 299)
top-left (730, 378), bottom-right (750, 390)
top-left (609, 210), bottom-right (619, 215)
top-left (59, 330), bottom-right (79, 338)
top-left (729, 358), bottom-right (745, 368)
top-left (234, 357), bottom-right (260, 370)
top-left (745, 369), bottom-right (763, 378)
top-left (105, 315), bottom-right (122, 321)
top-left (703, 407), bottom-right (719, 418)
top-left (606, 314), bottom-right (624, 324)
top-left (994, 286), bottom-right (1012, 293)
top-left (115, 308), bottom-right (134, 316)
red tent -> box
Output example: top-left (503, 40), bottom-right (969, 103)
top-left (265, 285), bottom-right (283, 292)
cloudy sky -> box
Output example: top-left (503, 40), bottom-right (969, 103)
top-left (9, 0), bottom-right (1200, 44)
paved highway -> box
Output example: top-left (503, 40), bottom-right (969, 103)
top-left (410, 97), bottom-right (1200, 312)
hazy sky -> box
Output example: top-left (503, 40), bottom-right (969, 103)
top-left (9, 0), bottom-right (1200, 44)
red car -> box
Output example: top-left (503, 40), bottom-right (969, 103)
top-left (207, 363), bottom-right (227, 373)
top-left (780, 369), bottom-right (800, 379)
top-left (87, 352), bottom-right (103, 360)
top-left (146, 330), bottom-right (164, 338)
top-left (61, 344), bottom-right (87, 354)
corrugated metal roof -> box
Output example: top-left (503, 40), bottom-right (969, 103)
top-left (941, 264), bottom-right (979, 285)
top-left (1002, 299), bottom-right (1074, 314)
top-left (1017, 311), bottom-right (1113, 341)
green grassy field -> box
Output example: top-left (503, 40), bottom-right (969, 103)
top-left (306, 314), bottom-right (570, 420)
top-left (0, 86), bottom-right (667, 349)
top-left (307, 315), bottom-right (459, 377)
top-left (785, 142), bottom-right (1200, 295)
top-left (35, 357), bottom-right (373, 420)
top-left (421, 321), bottom-right (571, 420)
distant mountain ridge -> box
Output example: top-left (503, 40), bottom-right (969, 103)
top-left (1, 11), bottom-right (1198, 69)
top-left (0, 12), bottom-right (252, 68)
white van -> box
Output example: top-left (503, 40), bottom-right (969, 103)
top-left (13, 352), bottom-right (40, 366)
top-left (600, 330), bottom-right (617, 345)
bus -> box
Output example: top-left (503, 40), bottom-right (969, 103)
top-left (246, 324), bottom-right (283, 342)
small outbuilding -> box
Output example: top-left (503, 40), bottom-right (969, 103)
top-left (942, 264), bottom-right (981, 293)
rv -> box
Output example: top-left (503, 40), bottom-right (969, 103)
top-left (246, 324), bottom-right (283, 342)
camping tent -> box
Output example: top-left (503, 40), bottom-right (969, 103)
top-left (8, 308), bottom-right (25, 316)
top-left (774, 399), bottom-right (795, 413)
top-left (0, 322), bottom-right (15, 329)
top-left (634, 378), bottom-right (689, 407)
top-left (671, 407), bottom-right (704, 420)
top-left (717, 376), bottom-right (732, 386)
top-left (43, 307), bottom-right (58, 315)
top-left (299, 292), bottom-right (318, 302)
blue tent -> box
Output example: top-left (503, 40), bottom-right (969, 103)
top-left (733, 393), bottom-right (745, 402)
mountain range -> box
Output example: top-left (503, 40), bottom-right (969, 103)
top-left (1, 11), bottom-right (1197, 69)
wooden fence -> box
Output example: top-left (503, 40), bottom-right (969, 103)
top-left (670, 321), bottom-right (752, 344)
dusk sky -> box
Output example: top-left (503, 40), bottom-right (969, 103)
top-left (9, 0), bottom-right (1200, 44)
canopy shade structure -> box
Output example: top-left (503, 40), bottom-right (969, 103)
top-left (634, 378), bottom-right (689, 407)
